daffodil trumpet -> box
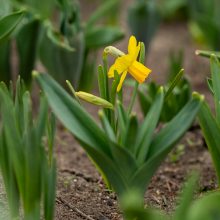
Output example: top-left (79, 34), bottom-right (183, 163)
top-left (105, 36), bottom-right (151, 92)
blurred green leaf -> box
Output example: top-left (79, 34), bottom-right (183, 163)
top-left (0, 0), bottom-right (11, 18)
top-left (210, 56), bottom-right (220, 122)
top-left (86, 0), bottom-right (120, 27)
top-left (207, 78), bottom-right (214, 94)
top-left (165, 69), bottom-right (184, 101)
top-left (198, 101), bottom-right (220, 184)
top-left (174, 173), bottom-right (198, 220)
top-left (85, 26), bottom-right (124, 49)
top-left (16, 18), bottom-right (40, 86)
top-left (121, 189), bottom-right (167, 220)
top-left (0, 79), bottom-right (56, 219)
top-left (0, 41), bottom-right (11, 84)
top-left (187, 191), bottom-right (220, 220)
top-left (39, 28), bottom-right (84, 88)
top-left (128, 0), bottom-right (160, 52)
top-left (16, 0), bottom-right (54, 19)
top-left (47, 26), bottom-right (74, 52)
top-left (0, 10), bottom-right (24, 42)
top-left (44, 159), bottom-right (56, 220)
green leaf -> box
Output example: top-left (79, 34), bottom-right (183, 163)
top-left (110, 71), bottom-right (120, 105)
top-left (111, 143), bottom-right (138, 184)
top-left (0, 0), bottom-right (11, 18)
top-left (174, 173), bottom-right (198, 220)
top-left (44, 159), bottom-right (56, 220)
top-left (0, 131), bottom-right (20, 218)
top-left (192, 15), bottom-right (220, 50)
top-left (86, 0), bottom-right (120, 27)
top-left (210, 55), bottom-right (220, 122)
top-left (33, 71), bottom-right (136, 195)
top-left (33, 71), bottom-right (111, 156)
top-left (47, 26), bottom-right (74, 52)
top-left (128, 0), bottom-right (160, 52)
top-left (131, 93), bottom-right (203, 193)
top-left (0, 86), bottom-right (26, 200)
top-left (36, 94), bottom-right (48, 142)
top-left (0, 10), bottom-right (24, 42)
top-left (0, 41), bottom-right (11, 84)
top-left (85, 26), bottom-right (124, 49)
top-left (136, 87), bottom-right (164, 165)
top-left (98, 65), bottom-right (106, 99)
top-left (198, 101), bottom-right (220, 184)
top-left (99, 110), bottom-right (116, 142)
top-left (160, 0), bottom-right (186, 19)
top-left (117, 100), bottom-right (128, 143)
top-left (39, 28), bottom-right (84, 88)
top-left (16, 19), bottom-right (41, 85)
top-left (121, 189), bottom-right (168, 220)
top-left (123, 114), bottom-right (138, 154)
top-left (20, 0), bottom-right (54, 19)
top-left (165, 69), bottom-right (184, 101)
top-left (207, 77), bottom-right (213, 94)
top-left (138, 82), bottom-right (158, 116)
top-left (187, 191), bottom-right (220, 220)
top-left (78, 140), bottom-right (128, 196)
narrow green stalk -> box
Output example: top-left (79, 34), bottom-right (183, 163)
top-left (102, 53), bottom-right (112, 123)
top-left (127, 82), bottom-right (139, 115)
top-left (103, 53), bottom-right (110, 101)
top-left (66, 80), bottom-right (81, 104)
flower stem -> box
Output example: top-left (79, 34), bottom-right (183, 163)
top-left (127, 81), bottom-right (139, 115)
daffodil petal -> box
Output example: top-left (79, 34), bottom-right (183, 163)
top-left (117, 71), bottom-right (127, 92)
top-left (128, 61), bottom-right (151, 83)
top-left (128, 36), bottom-right (137, 54)
top-left (128, 36), bottom-right (140, 61)
top-left (108, 55), bottom-right (132, 78)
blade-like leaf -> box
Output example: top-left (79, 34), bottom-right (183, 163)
top-left (206, 78), bottom-right (213, 94)
top-left (131, 93), bottom-right (203, 193)
top-left (86, 0), bottom-right (119, 27)
top-left (16, 19), bottom-right (40, 85)
top-left (198, 101), bottom-right (220, 183)
top-left (187, 191), bottom-right (220, 220)
top-left (0, 41), bottom-right (11, 84)
top-left (210, 55), bottom-right (220, 122)
top-left (39, 29), bottom-right (84, 87)
top-left (33, 71), bottom-right (111, 156)
top-left (44, 159), bottom-right (56, 220)
top-left (123, 114), bottom-right (138, 154)
top-left (165, 69), bottom-right (184, 101)
top-left (174, 173), bottom-right (198, 220)
top-left (136, 87), bottom-right (164, 165)
top-left (77, 139), bottom-right (128, 196)
top-left (0, 10), bottom-right (24, 41)
top-left (34, 71), bottom-right (135, 195)
top-left (85, 26), bottom-right (124, 49)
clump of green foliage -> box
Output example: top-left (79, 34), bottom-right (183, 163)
top-left (0, 78), bottom-right (56, 220)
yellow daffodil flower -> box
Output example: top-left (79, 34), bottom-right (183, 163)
top-left (107, 36), bottom-right (151, 92)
